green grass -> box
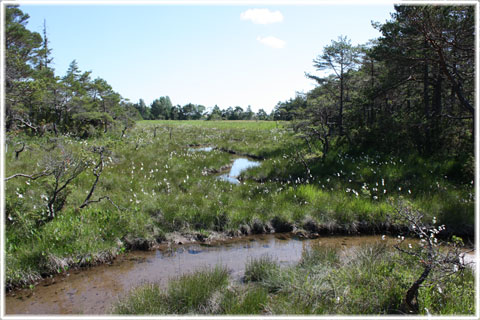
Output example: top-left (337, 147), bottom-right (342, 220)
top-left (114, 266), bottom-right (229, 314)
top-left (5, 120), bottom-right (474, 289)
top-left (113, 243), bottom-right (475, 315)
top-left (244, 255), bottom-right (279, 283)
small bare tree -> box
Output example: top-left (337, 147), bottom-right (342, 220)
top-left (6, 144), bottom-right (120, 220)
top-left (79, 146), bottom-right (120, 210)
top-left (42, 145), bottom-right (85, 220)
top-left (79, 146), bottom-right (105, 208)
top-left (392, 201), bottom-right (472, 314)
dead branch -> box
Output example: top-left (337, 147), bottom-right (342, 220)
top-left (79, 147), bottom-right (105, 209)
top-left (80, 195), bottom-right (122, 211)
top-left (13, 116), bottom-right (38, 133)
top-left (5, 170), bottom-right (51, 182)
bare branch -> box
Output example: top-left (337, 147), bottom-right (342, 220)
top-left (391, 200), bottom-right (471, 313)
top-left (79, 195), bottom-right (123, 211)
top-left (5, 170), bottom-right (51, 182)
top-left (79, 147), bottom-right (105, 209)
top-left (13, 116), bottom-right (38, 133)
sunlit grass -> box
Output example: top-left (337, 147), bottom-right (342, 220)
top-left (114, 243), bottom-right (475, 315)
top-left (114, 267), bottom-right (229, 315)
top-left (5, 120), bottom-right (474, 288)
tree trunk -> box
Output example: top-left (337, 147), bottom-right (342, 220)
top-left (339, 64), bottom-right (344, 136)
top-left (404, 265), bottom-right (432, 314)
top-left (423, 40), bottom-right (431, 154)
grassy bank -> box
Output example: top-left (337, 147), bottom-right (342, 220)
top-left (5, 120), bottom-right (474, 289)
top-left (113, 243), bottom-right (475, 315)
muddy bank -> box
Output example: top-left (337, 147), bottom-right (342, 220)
top-left (6, 216), bottom-right (472, 294)
top-left (187, 144), bottom-right (264, 160)
top-left (6, 231), bottom-right (475, 315)
top-left (215, 147), bottom-right (265, 160)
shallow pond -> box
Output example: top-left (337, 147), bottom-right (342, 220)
top-left (6, 234), bottom-right (405, 315)
top-left (187, 146), bottom-right (261, 184)
top-left (217, 158), bottom-right (260, 184)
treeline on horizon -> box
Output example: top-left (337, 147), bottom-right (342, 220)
top-left (5, 4), bottom-right (274, 137)
top-left (6, 4), bottom-right (475, 161)
top-left (133, 98), bottom-right (273, 121)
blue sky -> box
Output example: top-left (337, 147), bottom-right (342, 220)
top-left (20, 3), bottom-right (394, 112)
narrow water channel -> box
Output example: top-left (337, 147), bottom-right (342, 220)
top-left (6, 234), bottom-right (403, 315)
top-left (188, 145), bottom-right (261, 184)
top-left (217, 158), bottom-right (260, 184)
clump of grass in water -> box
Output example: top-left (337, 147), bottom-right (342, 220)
top-left (167, 266), bottom-right (229, 313)
top-left (114, 266), bottom-right (229, 315)
top-left (113, 283), bottom-right (168, 314)
top-left (300, 243), bottom-right (339, 267)
top-left (244, 255), bottom-right (279, 283)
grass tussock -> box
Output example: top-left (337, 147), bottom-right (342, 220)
top-left (114, 267), bottom-right (229, 314)
top-left (113, 243), bottom-right (474, 315)
top-left (244, 255), bottom-right (279, 283)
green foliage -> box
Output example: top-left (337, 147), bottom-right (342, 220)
top-left (114, 242), bottom-right (474, 315)
top-left (71, 112), bottom-right (114, 137)
top-left (220, 285), bottom-right (269, 314)
top-left (5, 120), bottom-right (473, 289)
top-left (282, 5), bottom-right (475, 164)
top-left (114, 267), bottom-right (229, 314)
top-left (5, 7), bottom-right (137, 138)
top-left (150, 96), bottom-right (173, 120)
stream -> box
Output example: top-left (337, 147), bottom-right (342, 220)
top-left (5, 234), bottom-right (476, 315)
top-left (4, 234), bottom-right (406, 315)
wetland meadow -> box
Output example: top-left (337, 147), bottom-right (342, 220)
top-left (5, 120), bottom-right (475, 315)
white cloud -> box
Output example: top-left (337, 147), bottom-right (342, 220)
top-left (240, 8), bottom-right (283, 25)
top-left (256, 36), bottom-right (286, 49)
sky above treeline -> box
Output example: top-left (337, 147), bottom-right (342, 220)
top-left (20, 3), bottom-right (394, 113)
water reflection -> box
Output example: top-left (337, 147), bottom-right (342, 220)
top-left (188, 146), bottom-right (214, 152)
top-left (6, 234), bottom-right (476, 315)
top-left (218, 158), bottom-right (260, 184)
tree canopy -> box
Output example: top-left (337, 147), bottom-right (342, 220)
top-left (284, 4), bottom-right (474, 163)
top-left (5, 5), bottom-right (139, 138)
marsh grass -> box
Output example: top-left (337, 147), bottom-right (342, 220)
top-left (113, 283), bottom-right (170, 315)
top-left (5, 120), bottom-right (474, 288)
top-left (220, 285), bottom-right (269, 315)
top-left (244, 255), bottom-right (279, 283)
top-left (114, 242), bottom-right (475, 315)
top-left (114, 267), bottom-right (229, 315)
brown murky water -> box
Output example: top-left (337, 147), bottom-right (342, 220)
top-left (5, 234), bottom-right (475, 315)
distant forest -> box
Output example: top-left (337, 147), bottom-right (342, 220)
top-left (6, 5), bottom-right (475, 160)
